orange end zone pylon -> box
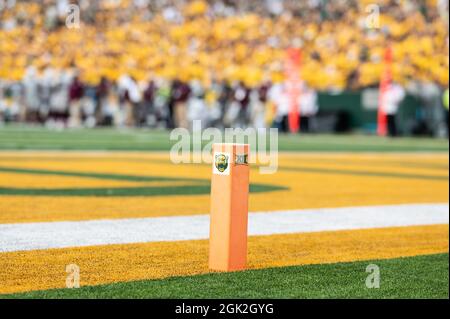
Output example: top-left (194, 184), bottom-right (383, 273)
top-left (209, 143), bottom-right (250, 272)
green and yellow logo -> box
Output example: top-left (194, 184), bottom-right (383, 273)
top-left (215, 154), bottom-right (229, 173)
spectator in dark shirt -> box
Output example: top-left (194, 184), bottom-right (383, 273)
top-left (95, 76), bottom-right (110, 125)
top-left (68, 75), bottom-right (84, 127)
top-left (233, 81), bottom-right (251, 128)
top-left (142, 79), bottom-right (157, 127)
top-left (171, 79), bottom-right (191, 129)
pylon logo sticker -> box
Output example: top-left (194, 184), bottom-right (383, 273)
top-left (213, 152), bottom-right (230, 175)
top-left (235, 154), bottom-right (248, 165)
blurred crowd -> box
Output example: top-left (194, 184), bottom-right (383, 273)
top-left (0, 0), bottom-right (448, 129)
top-left (0, 68), bottom-right (320, 131)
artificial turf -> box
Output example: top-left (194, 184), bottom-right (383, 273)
top-left (0, 124), bottom-right (448, 152)
top-left (0, 126), bottom-right (447, 299)
top-left (3, 253), bottom-right (448, 299)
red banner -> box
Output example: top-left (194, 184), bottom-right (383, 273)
top-left (285, 48), bottom-right (302, 133)
top-left (377, 47), bottom-right (393, 136)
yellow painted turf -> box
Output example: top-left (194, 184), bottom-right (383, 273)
top-left (0, 152), bottom-right (447, 294)
top-left (0, 224), bottom-right (447, 294)
top-left (0, 152), bottom-right (447, 223)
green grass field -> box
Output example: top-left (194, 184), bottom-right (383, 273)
top-left (0, 124), bottom-right (448, 152)
top-left (3, 254), bottom-right (448, 299)
top-left (0, 125), bottom-right (448, 299)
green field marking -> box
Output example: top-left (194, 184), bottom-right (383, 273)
top-left (2, 155), bottom-right (447, 173)
top-left (3, 253), bottom-right (447, 299)
top-left (0, 125), bottom-right (448, 152)
top-left (0, 166), bottom-right (287, 196)
top-left (0, 155), bottom-right (448, 174)
top-left (1, 154), bottom-right (448, 188)
top-left (0, 166), bottom-right (200, 183)
top-left (0, 183), bottom-right (287, 197)
top-left (247, 161), bottom-right (446, 181)
top-left (280, 157), bottom-right (450, 171)
top-left (279, 166), bottom-right (449, 181)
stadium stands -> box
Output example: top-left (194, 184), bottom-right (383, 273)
top-left (0, 0), bottom-right (448, 130)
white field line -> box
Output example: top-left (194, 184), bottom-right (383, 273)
top-left (0, 203), bottom-right (448, 253)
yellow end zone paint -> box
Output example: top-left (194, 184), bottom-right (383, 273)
top-left (0, 224), bottom-right (447, 294)
top-left (0, 175), bottom-right (447, 224)
top-left (0, 152), bottom-right (448, 223)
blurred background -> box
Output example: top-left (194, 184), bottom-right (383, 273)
top-left (0, 0), bottom-right (448, 137)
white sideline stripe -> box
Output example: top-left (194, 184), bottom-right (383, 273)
top-left (0, 203), bottom-right (448, 253)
